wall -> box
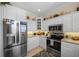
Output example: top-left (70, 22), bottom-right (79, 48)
top-left (64, 32), bottom-right (79, 38)
top-left (0, 6), bottom-right (3, 57)
top-left (0, 20), bottom-right (3, 57)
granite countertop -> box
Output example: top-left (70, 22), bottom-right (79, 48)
top-left (62, 38), bottom-right (79, 45)
top-left (28, 35), bottom-right (46, 38)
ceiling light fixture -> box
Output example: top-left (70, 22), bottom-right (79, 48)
top-left (37, 9), bottom-right (40, 12)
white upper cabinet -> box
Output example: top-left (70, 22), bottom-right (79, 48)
top-left (52, 16), bottom-right (63, 25)
top-left (49, 12), bottom-right (79, 32)
top-left (42, 20), bottom-right (49, 31)
top-left (44, 13), bottom-right (73, 32)
top-left (27, 20), bottom-right (37, 31)
top-left (62, 14), bottom-right (73, 32)
top-left (41, 19), bottom-right (48, 31)
top-left (72, 11), bottom-right (79, 32)
top-left (43, 19), bottom-right (58, 31)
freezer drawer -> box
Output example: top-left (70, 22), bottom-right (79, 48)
top-left (21, 44), bottom-right (27, 57)
top-left (4, 48), bottom-right (13, 57)
top-left (12, 45), bottom-right (21, 57)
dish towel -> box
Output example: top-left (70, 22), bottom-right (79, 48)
top-left (50, 39), bottom-right (54, 46)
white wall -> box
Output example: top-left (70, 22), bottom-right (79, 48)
top-left (0, 20), bottom-right (3, 57)
top-left (0, 6), bottom-right (3, 57)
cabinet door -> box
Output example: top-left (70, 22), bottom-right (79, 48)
top-left (41, 20), bottom-right (48, 31)
top-left (53, 16), bottom-right (63, 25)
top-left (44, 18), bottom-right (58, 31)
top-left (73, 12), bottom-right (79, 32)
top-left (61, 42), bottom-right (75, 57)
top-left (44, 14), bottom-right (73, 32)
top-left (39, 37), bottom-right (46, 50)
top-left (74, 44), bottom-right (79, 57)
top-left (41, 20), bottom-right (45, 31)
top-left (27, 37), bottom-right (39, 51)
top-left (27, 20), bottom-right (37, 31)
top-left (62, 14), bottom-right (73, 32)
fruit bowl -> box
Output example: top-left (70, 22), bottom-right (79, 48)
top-left (71, 36), bottom-right (79, 40)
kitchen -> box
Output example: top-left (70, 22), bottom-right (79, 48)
top-left (0, 2), bottom-right (79, 57)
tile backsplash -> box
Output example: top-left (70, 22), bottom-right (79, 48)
top-left (64, 32), bottom-right (79, 38)
top-left (27, 31), bottom-right (48, 38)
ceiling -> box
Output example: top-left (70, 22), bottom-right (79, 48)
top-left (11, 2), bottom-right (74, 16)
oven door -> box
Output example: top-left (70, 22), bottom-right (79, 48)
top-left (47, 39), bottom-right (61, 51)
top-left (53, 41), bottom-right (61, 51)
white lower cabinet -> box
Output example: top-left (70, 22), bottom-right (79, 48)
top-left (27, 37), bottom-right (39, 51)
top-left (61, 42), bottom-right (79, 57)
top-left (27, 36), bottom-right (47, 52)
top-left (39, 37), bottom-right (46, 50)
top-left (74, 44), bottom-right (79, 57)
top-left (72, 12), bottom-right (79, 32)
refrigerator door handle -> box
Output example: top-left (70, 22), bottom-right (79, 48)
top-left (16, 22), bottom-right (20, 44)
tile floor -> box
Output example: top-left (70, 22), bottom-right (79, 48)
top-left (27, 46), bottom-right (55, 57)
top-left (27, 46), bottom-right (44, 57)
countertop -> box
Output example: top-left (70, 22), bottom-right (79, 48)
top-left (28, 35), bottom-right (46, 38)
top-left (62, 38), bottom-right (79, 45)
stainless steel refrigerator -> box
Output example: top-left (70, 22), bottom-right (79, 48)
top-left (3, 19), bottom-right (27, 57)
